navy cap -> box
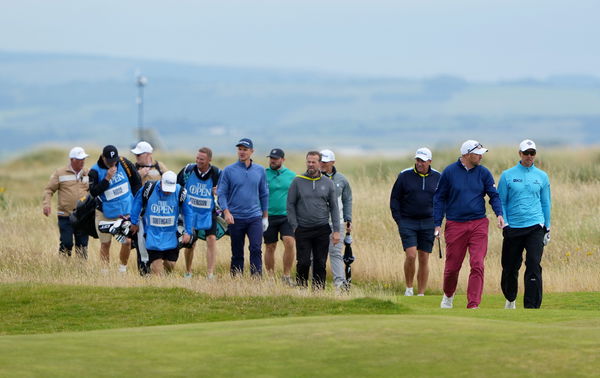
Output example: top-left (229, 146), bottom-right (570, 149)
top-left (102, 145), bottom-right (119, 164)
top-left (267, 148), bottom-right (285, 159)
top-left (236, 138), bottom-right (253, 149)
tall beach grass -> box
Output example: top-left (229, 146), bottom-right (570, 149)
top-left (0, 146), bottom-right (598, 297)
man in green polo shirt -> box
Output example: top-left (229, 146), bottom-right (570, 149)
top-left (264, 148), bottom-right (297, 285)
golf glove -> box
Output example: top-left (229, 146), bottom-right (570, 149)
top-left (344, 234), bottom-right (353, 245)
top-left (262, 217), bottom-right (269, 232)
top-left (543, 230), bottom-right (551, 246)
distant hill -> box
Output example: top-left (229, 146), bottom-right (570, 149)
top-left (1, 50), bottom-right (600, 157)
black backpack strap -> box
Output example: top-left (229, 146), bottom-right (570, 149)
top-left (211, 166), bottom-right (221, 185)
top-left (120, 156), bottom-right (133, 179)
top-left (140, 181), bottom-right (157, 217)
top-left (182, 163), bottom-right (195, 185)
top-left (155, 161), bottom-right (163, 176)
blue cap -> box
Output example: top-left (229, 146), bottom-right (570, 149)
top-left (236, 138), bottom-right (253, 149)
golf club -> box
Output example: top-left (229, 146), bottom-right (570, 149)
top-left (435, 230), bottom-right (443, 259)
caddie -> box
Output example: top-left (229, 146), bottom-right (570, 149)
top-left (89, 145), bottom-right (142, 272)
top-left (130, 171), bottom-right (190, 275)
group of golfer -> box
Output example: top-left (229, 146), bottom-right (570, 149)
top-left (390, 139), bottom-right (551, 309)
top-left (43, 138), bottom-right (352, 290)
top-left (43, 137), bottom-right (550, 308)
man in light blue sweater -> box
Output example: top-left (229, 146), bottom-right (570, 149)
top-left (217, 138), bottom-right (269, 276)
top-left (498, 139), bottom-right (551, 309)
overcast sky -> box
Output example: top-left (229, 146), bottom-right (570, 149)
top-left (1, 0), bottom-right (598, 81)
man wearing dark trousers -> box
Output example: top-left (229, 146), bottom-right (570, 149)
top-left (42, 147), bottom-right (90, 258)
top-left (498, 139), bottom-right (551, 309)
top-left (287, 151), bottom-right (340, 289)
top-left (217, 138), bottom-right (269, 277)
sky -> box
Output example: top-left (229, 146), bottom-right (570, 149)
top-left (1, 0), bottom-right (599, 81)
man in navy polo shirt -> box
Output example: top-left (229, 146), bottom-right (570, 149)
top-left (390, 147), bottom-right (441, 296)
top-left (217, 138), bottom-right (269, 276)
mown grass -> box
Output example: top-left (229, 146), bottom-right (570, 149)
top-left (1, 284), bottom-right (599, 377)
top-left (2, 283), bottom-right (600, 336)
top-left (0, 283), bottom-right (407, 335)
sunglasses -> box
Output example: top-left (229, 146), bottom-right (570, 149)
top-left (522, 149), bottom-right (536, 156)
top-left (467, 143), bottom-right (484, 154)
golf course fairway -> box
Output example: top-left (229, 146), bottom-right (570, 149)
top-left (2, 313), bottom-right (599, 377)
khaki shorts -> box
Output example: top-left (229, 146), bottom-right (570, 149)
top-left (95, 210), bottom-right (130, 244)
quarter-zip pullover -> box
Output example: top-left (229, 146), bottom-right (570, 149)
top-left (498, 162), bottom-right (551, 228)
top-left (434, 158), bottom-right (502, 226)
top-left (286, 173), bottom-right (340, 232)
top-left (322, 166), bottom-right (353, 223)
top-left (217, 160), bottom-right (268, 219)
top-left (390, 165), bottom-right (441, 224)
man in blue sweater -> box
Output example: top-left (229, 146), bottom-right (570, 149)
top-left (498, 139), bottom-right (551, 309)
top-left (217, 138), bottom-right (269, 276)
top-left (434, 140), bottom-right (505, 309)
top-left (390, 147), bottom-right (441, 296)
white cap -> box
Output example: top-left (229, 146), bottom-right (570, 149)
top-left (320, 149), bottom-right (335, 162)
top-left (519, 139), bottom-right (536, 152)
top-left (460, 140), bottom-right (488, 155)
top-left (414, 147), bottom-right (432, 161)
top-left (131, 141), bottom-right (153, 155)
top-left (161, 171), bottom-right (177, 193)
top-left (69, 147), bottom-right (89, 160)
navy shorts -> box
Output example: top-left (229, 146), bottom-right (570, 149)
top-left (398, 217), bottom-right (435, 253)
top-left (263, 215), bottom-right (294, 244)
top-left (147, 248), bottom-right (180, 263)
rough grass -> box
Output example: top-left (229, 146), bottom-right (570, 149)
top-left (1, 147), bottom-right (599, 296)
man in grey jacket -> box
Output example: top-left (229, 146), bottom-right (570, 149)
top-left (320, 149), bottom-right (353, 289)
top-left (287, 151), bottom-right (340, 289)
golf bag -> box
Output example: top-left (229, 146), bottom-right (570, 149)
top-left (70, 194), bottom-right (99, 239)
top-left (196, 210), bottom-right (228, 241)
top-left (343, 223), bottom-right (355, 287)
top-left (97, 218), bottom-right (134, 244)
top-left (132, 181), bottom-right (158, 275)
top-left (177, 215), bottom-right (198, 249)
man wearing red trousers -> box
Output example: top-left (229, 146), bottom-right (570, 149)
top-left (434, 140), bottom-right (505, 309)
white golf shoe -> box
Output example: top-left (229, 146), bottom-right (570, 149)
top-left (404, 287), bottom-right (414, 296)
top-left (440, 294), bottom-right (454, 309)
top-left (505, 300), bottom-right (516, 309)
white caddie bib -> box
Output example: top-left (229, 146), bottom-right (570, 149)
top-left (149, 215), bottom-right (175, 227)
top-left (104, 182), bottom-right (129, 201)
top-left (189, 195), bottom-right (212, 209)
